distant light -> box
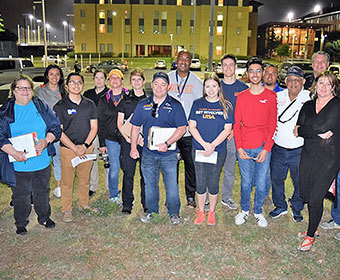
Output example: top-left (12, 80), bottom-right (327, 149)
top-left (314, 4), bottom-right (321, 13)
top-left (29, 14), bottom-right (34, 20)
top-left (62, 21), bottom-right (68, 26)
top-left (46, 23), bottom-right (51, 29)
top-left (112, 11), bottom-right (117, 16)
top-left (71, 27), bottom-right (75, 32)
top-left (36, 19), bottom-right (41, 23)
top-left (287, 12), bottom-right (294, 22)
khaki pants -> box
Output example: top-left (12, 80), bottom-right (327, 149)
top-left (89, 135), bottom-right (109, 191)
top-left (60, 146), bottom-right (93, 212)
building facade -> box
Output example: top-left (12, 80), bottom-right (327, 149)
top-left (73, 0), bottom-right (260, 59)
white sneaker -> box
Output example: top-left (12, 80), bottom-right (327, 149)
top-left (235, 210), bottom-right (249, 225)
top-left (53, 187), bottom-right (61, 198)
top-left (254, 213), bottom-right (268, 228)
top-left (320, 220), bottom-right (340, 230)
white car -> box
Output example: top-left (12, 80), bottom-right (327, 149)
top-left (236, 60), bottom-right (248, 79)
top-left (154, 60), bottom-right (167, 69)
top-left (42, 55), bottom-right (65, 65)
top-left (190, 59), bottom-right (201, 71)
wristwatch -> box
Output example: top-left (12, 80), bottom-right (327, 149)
top-left (165, 141), bottom-right (171, 148)
top-left (84, 143), bottom-right (91, 149)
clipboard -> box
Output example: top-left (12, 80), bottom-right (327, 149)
top-left (147, 127), bottom-right (176, 150)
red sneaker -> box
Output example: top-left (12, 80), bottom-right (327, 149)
top-left (194, 211), bottom-right (205, 225)
top-left (207, 211), bottom-right (216, 226)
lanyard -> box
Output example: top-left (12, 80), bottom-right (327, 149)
top-left (175, 71), bottom-right (190, 98)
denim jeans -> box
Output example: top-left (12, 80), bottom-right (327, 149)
top-left (270, 144), bottom-right (303, 211)
top-left (222, 138), bottom-right (237, 201)
top-left (141, 153), bottom-right (180, 215)
top-left (237, 146), bottom-right (271, 214)
top-left (105, 139), bottom-right (121, 199)
top-left (332, 171), bottom-right (340, 224)
top-left (52, 141), bottom-right (61, 181)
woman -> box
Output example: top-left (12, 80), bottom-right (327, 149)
top-left (117, 68), bottom-right (147, 214)
top-left (36, 64), bottom-right (66, 198)
top-left (98, 69), bottom-right (127, 204)
top-left (0, 75), bottom-right (61, 235)
top-left (84, 69), bottom-right (109, 197)
top-left (294, 71), bottom-right (340, 251)
top-left (189, 73), bottom-right (233, 225)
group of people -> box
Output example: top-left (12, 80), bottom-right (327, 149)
top-left (0, 50), bottom-right (339, 253)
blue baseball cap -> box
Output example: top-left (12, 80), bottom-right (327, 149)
top-left (152, 72), bottom-right (170, 84)
top-left (287, 66), bottom-right (304, 78)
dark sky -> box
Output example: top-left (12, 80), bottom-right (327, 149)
top-left (0, 0), bottom-right (338, 41)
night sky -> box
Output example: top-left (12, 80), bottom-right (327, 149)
top-left (0, 0), bottom-right (338, 41)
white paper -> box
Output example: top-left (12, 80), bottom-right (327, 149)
top-left (195, 150), bottom-right (218, 164)
top-left (148, 127), bottom-right (177, 150)
top-left (71, 154), bottom-right (97, 168)
top-left (8, 132), bottom-right (38, 162)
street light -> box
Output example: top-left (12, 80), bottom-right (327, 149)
top-left (314, 4), bottom-right (321, 13)
top-left (287, 12), bottom-right (294, 23)
top-left (170, 33), bottom-right (174, 61)
top-left (36, 19), bottom-right (41, 43)
top-left (62, 20), bottom-right (67, 44)
top-left (46, 23), bottom-right (50, 44)
top-left (71, 27), bottom-right (75, 42)
top-left (112, 11), bottom-right (124, 60)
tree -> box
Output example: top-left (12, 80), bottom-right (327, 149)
top-left (265, 28), bottom-right (280, 58)
top-left (324, 40), bottom-right (340, 62)
top-left (276, 44), bottom-right (290, 60)
top-left (0, 13), bottom-right (5, 32)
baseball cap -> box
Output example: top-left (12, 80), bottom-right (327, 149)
top-left (286, 66), bottom-right (304, 78)
top-left (152, 72), bottom-right (170, 84)
top-left (108, 68), bottom-right (124, 80)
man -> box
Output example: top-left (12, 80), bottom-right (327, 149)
top-left (262, 64), bottom-right (284, 205)
top-left (269, 66), bottom-right (310, 222)
top-left (304, 51), bottom-right (330, 90)
top-left (53, 73), bottom-right (98, 223)
top-left (320, 171), bottom-right (340, 240)
top-left (219, 54), bottom-right (248, 210)
top-left (233, 58), bottom-right (277, 228)
top-left (130, 72), bottom-right (187, 225)
top-left (168, 50), bottom-right (203, 208)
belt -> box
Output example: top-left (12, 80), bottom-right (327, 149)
top-left (275, 144), bottom-right (303, 151)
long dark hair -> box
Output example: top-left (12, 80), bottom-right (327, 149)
top-left (43, 64), bottom-right (66, 98)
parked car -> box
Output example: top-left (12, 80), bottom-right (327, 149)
top-left (154, 60), bottom-right (167, 69)
top-left (205, 61), bottom-right (217, 72)
top-left (328, 64), bottom-right (340, 79)
top-left (235, 59), bottom-right (248, 80)
top-left (190, 58), bottom-right (201, 71)
top-left (0, 58), bottom-right (45, 86)
top-left (171, 61), bottom-right (177, 70)
top-left (86, 60), bottom-right (128, 73)
top-left (277, 60), bottom-right (313, 86)
top-left (42, 55), bottom-right (65, 65)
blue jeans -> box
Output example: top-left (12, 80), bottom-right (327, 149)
top-left (237, 146), bottom-right (271, 214)
top-left (141, 153), bottom-right (180, 215)
top-left (270, 144), bottom-right (303, 211)
top-left (52, 141), bottom-right (61, 181)
top-left (105, 139), bottom-right (121, 199)
top-left (332, 171), bottom-right (340, 224)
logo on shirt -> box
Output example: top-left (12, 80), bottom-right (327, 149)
top-left (259, 99), bottom-right (268, 104)
top-left (162, 102), bottom-right (173, 113)
top-left (67, 109), bottom-right (77, 115)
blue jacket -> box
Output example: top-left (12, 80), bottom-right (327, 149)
top-left (0, 97), bottom-right (62, 187)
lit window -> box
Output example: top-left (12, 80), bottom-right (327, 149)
top-left (218, 0), bottom-right (223, 6)
top-left (177, 0), bottom-right (182, 6)
top-left (217, 15), bottom-right (223, 21)
top-left (217, 26), bottom-right (223, 35)
top-left (216, 46), bottom-right (222, 55)
top-left (99, 10), bottom-right (105, 33)
top-left (238, 0), bottom-right (243, 7)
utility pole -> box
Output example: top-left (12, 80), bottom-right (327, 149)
top-left (208, 0), bottom-right (215, 71)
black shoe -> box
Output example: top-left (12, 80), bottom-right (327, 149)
top-left (122, 207), bottom-right (132, 215)
top-left (89, 190), bottom-right (95, 197)
top-left (39, 218), bottom-right (56, 229)
top-left (16, 227), bottom-right (27, 235)
top-left (187, 197), bottom-right (196, 208)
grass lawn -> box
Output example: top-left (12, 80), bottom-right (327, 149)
top-left (0, 161), bottom-right (339, 280)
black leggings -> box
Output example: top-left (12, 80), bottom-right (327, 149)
top-left (307, 203), bottom-right (324, 237)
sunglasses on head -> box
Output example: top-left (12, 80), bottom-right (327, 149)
top-left (151, 103), bottom-right (159, 118)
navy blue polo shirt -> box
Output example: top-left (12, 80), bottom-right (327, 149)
top-left (131, 94), bottom-right (187, 156)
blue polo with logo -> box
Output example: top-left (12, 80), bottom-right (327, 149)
top-left (131, 94), bottom-right (188, 156)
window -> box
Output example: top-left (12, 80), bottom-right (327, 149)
top-left (218, 0), bottom-right (223, 6)
top-left (107, 44), bottom-right (113, 53)
top-left (80, 10), bottom-right (86, 17)
top-left (238, 12), bottom-right (242, 20)
top-left (81, 24), bottom-right (86, 32)
top-left (99, 10), bottom-right (105, 33)
top-left (236, 47), bottom-right (240, 55)
top-left (100, 44), bottom-right (105, 53)
top-left (161, 11), bottom-right (167, 34)
top-left (177, 0), bottom-right (182, 5)
top-left (154, 11), bottom-right (159, 34)
top-left (190, 11), bottom-right (194, 35)
top-left (125, 44), bottom-right (130, 52)
top-left (107, 10), bottom-right (113, 33)
top-left (125, 10), bottom-right (131, 33)
top-left (81, 43), bottom-right (86, 51)
top-left (238, 0), bottom-right (243, 7)
top-left (176, 12), bottom-right (182, 34)
top-left (236, 27), bottom-right (241, 35)
top-left (216, 46), bottom-right (222, 55)
top-left (139, 12), bottom-right (144, 33)
top-left (217, 14), bottom-right (223, 35)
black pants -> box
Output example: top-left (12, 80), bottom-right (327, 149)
top-left (177, 136), bottom-right (196, 201)
top-left (120, 139), bottom-right (145, 210)
top-left (11, 165), bottom-right (51, 228)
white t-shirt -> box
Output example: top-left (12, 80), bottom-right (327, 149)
top-left (274, 88), bottom-right (311, 149)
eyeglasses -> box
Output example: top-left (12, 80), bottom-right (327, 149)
top-left (15, 86), bottom-right (32, 92)
top-left (286, 78), bottom-right (301, 84)
top-left (248, 69), bottom-right (262, 74)
top-left (69, 80), bottom-right (83, 86)
top-left (151, 103), bottom-right (159, 118)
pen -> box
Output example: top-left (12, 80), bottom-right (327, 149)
top-left (23, 149), bottom-right (27, 164)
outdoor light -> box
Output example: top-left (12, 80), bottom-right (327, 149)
top-left (287, 12), bottom-right (294, 22)
top-left (29, 14), bottom-right (34, 20)
top-left (62, 21), bottom-right (67, 26)
top-left (314, 4), bottom-right (321, 13)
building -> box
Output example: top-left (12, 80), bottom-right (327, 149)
top-left (257, 4), bottom-right (340, 59)
top-left (73, 0), bottom-right (261, 59)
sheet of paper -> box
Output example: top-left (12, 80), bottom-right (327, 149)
top-left (8, 132), bottom-right (39, 162)
top-left (195, 150), bottom-right (218, 164)
top-left (148, 127), bottom-right (177, 150)
top-left (71, 154), bottom-right (97, 168)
